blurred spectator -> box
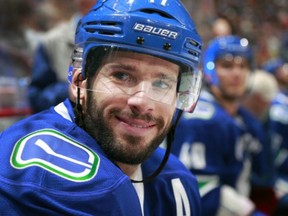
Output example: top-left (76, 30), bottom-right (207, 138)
top-left (28, 0), bottom-right (96, 113)
top-left (0, 0), bottom-right (45, 130)
top-left (212, 16), bottom-right (234, 37)
top-left (182, 0), bottom-right (288, 67)
top-left (0, 0), bottom-right (35, 77)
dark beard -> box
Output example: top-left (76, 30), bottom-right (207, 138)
top-left (83, 93), bottom-right (170, 165)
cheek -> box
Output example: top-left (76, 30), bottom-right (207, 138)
top-left (215, 69), bottom-right (227, 81)
top-left (216, 73), bottom-right (227, 86)
top-left (160, 106), bottom-right (175, 125)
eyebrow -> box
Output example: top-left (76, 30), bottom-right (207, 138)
top-left (108, 63), bottom-right (136, 72)
top-left (105, 63), bottom-right (178, 81)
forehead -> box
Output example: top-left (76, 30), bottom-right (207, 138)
top-left (216, 54), bottom-right (249, 66)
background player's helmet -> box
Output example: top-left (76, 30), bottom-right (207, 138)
top-left (203, 35), bottom-right (253, 86)
top-left (263, 58), bottom-right (285, 75)
top-left (68, 0), bottom-right (202, 112)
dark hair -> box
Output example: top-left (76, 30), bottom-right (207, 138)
top-left (84, 47), bottom-right (108, 78)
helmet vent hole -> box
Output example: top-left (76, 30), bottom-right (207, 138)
top-left (189, 39), bottom-right (201, 49)
top-left (140, 9), bottom-right (173, 19)
top-left (98, 31), bottom-right (115, 35)
top-left (188, 50), bottom-right (200, 57)
top-left (84, 21), bottom-right (121, 35)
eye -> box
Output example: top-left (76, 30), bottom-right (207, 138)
top-left (112, 71), bottom-right (130, 81)
top-left (219, 61), bottom-right (233, 68)
top-left (153, 79), bottom-right (169, 89)
top-left (152, 78), bottom-right (176, 90)
top-left (239, 62), bottom-right (249, 69)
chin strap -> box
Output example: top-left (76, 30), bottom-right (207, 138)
top-left (74, 74), bottom-right (85, 129)
top-left (131, 109), bottom-right (183, 184)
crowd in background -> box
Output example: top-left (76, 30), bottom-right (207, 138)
top-left (0, 0), bottom-right (79, 129)
top-left (1, 0), bottom-right (287, 71)
top-left (184, 0), bottom-right (288, 66)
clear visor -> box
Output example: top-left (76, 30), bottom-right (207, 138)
top-left (68, 42), bottom-right (202, 112)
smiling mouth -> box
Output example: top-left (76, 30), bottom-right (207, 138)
top-left (129, 123), bottom-right (153, 128)
top-left (116, 116), bottom-right (155, 129)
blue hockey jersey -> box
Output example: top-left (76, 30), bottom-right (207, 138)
top-left (0, 99), bottom-right (201, 216)
top-left (171, 90), bottom-right (267, 215)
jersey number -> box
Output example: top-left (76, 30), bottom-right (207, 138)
top-left (179, 142), bottom-right (206, 169)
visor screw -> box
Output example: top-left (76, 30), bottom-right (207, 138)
top-left (136, 37), bottom-right (145, 45)
top-left (163, 43), bottom-right (172, 50)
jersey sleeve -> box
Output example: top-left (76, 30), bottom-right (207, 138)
top-left (0, 114), bottom-right (143, 216)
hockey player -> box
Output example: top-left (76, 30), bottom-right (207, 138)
top-left (172, 35), bottom-right (268, 216)
top-left (0, 0), bottom-right (203, 215)
top-left (264, 58), bottom-right (288, 215)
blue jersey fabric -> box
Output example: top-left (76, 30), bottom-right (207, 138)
top-left (0, 99), bottom-right (201, 215)
top-left (267, 91), bottom-right (288, 213)
top-left (142, 148), bottom-right (202, 216)
top-left (171, 90), bottom-right (267, 215)
top-left (269, 92), bottom-right (288, 178)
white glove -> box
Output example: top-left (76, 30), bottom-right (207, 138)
top-left (217, 185), bottom-right (255, 216)
top-left (275, 178), bottom-right (288, 199)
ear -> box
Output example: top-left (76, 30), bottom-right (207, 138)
top-left (69, 69), bottom-right (87, 101)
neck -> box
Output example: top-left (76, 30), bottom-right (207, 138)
top-left (117, 162), bottom-right (141, 179)
top-left (218, 97), bottom-right (240, 116)
top-left (211, 87), bottom-right (240, 116)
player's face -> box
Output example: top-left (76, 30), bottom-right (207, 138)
top-left (83, 51), bottom-right (179, 165)
top-left (215, 56), bottom-right (250, 101)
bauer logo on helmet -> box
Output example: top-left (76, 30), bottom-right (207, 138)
top-left (133, 23), bottom-right (178, 39)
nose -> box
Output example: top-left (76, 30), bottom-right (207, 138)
top-left (127, 90), bottom-right (155, 113)
top-left (231, 65), bottom-right (248, 77)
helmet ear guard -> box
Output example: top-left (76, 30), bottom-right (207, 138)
top-left (68, 0), bottom-right (203, 113)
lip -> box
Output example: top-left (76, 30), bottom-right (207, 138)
top-left (116, 115), bottom-right (156, 135)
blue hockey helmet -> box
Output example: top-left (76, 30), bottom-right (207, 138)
top-left (203, 35), bottom-right (253, 86)
top-left (68, 0), bottom-right (202, 112)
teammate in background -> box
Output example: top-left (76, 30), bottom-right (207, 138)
top-left (28, 0), bottom-right (96, 113)
top-left (0, 0), bottom-right (203, 215)
top-left (243, 70), bottom-right (278, 121)
top-left (263, 58), bottom-right (288, 215)
top-left (172, 35), bottom-right (268, 216)
top-left (242, 70), bottom-right (279, 215)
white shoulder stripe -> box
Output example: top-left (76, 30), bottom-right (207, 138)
top-left (54, 102), bottom-right (72, 122)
